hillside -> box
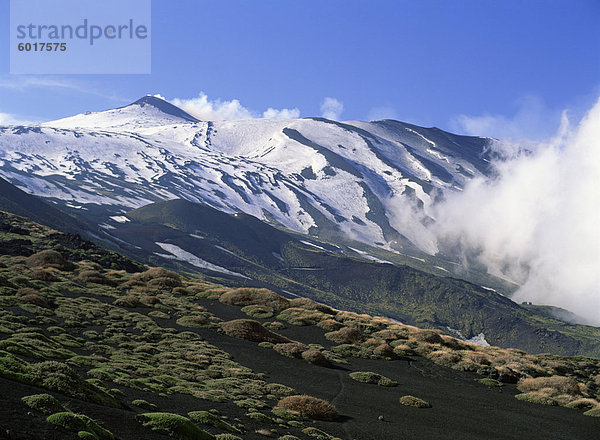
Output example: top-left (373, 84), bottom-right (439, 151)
top-left (0, 177), bottom-right (95, 237)
top-left (1, 211), bottom-right (599, 440)
top-left (106, 199), bottom-right (600, 358)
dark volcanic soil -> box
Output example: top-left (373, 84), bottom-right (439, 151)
top-left (1, 296), bottom-right (598, 440)
top-left (197, 299), bottom-right (600, 440)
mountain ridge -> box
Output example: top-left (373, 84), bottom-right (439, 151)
top-left (0, 95), bottom-right (492, 256)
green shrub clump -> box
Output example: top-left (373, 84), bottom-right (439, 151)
top-left (275, 395), bottom-right (339, 421)
top-left (21, 393), bottom-right (65, 415)
top-left (399, 395), bottom-right (431, 408)
top-left (132, 399), bottom-right (158, 410)
top-left (188, 410), bottom-right (240, 433)
top-left (46, 412), bottom-right (114, 439)
top-left (349, 371), bottom-right (397, 387)
top-left (0, 353), bottom-right (121, 409)
top-left (140, 412), bottom-right (215, 440)
top-left (476, 378), bottom-right (504, 387)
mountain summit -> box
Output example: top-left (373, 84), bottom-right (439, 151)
top-left (43, 95), bottom-right (199, 130)
top-left (127, 95), bottom-right (199, 122)
top-left (7, 96), bottom-right (491, 253)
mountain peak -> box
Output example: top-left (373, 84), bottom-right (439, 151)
top-left (127, 95), bottom-right (199, 122)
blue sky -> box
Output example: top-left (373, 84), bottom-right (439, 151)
top-left (1, 0), bottom-right (598, 140)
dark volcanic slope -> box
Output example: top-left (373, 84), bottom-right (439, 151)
top-left (0, 176), bottom-right (93, 235)
top-left (1, 212), bottom-right (599, 440)
top-left (113, 199), bottom-right (600, 358)
top-left (197, 299), bottom-right (600, 440)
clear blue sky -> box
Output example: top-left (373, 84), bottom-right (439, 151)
top-left (1, 0), bottom-right (598, 139)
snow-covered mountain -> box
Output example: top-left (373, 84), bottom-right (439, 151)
top-left (0, 95), bottom-right (492, 253)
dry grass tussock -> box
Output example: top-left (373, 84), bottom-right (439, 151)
top-left (518, 376), bottom-right (581, 395)
top-left (301, 350), bottom-right (331, 367)
top-left (219, 288), bottom-right (290, 311)
top-left (276, 395), bottom-right (339, 421)
top-left (289, 297), bottom-right (336, 315)
top-left (399, 395), bottom-right (431, 408)
top-left (25, 250), bottom-right (73, 271)
top-left (273, 343), bottom-right (305, 359)
top-left (221, 319), bottom-right (290, 343)
top-left (135, 267), bottom-right (181, 282)
top-left (325, 327), bottom-right (364, 344)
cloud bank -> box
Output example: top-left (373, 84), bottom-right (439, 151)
top-left (0, 111), bottom-right (35, 125)
top-left (165, 92), bottom-right (299, 121)
top-left (320, 97), bottom-right (344, 121)
top-left (433, 98), bottom-right (600, 324)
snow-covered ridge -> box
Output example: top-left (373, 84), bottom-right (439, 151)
top-left (0, 96), bottom-right (492, 253)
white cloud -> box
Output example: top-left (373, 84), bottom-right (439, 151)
top-left (262, 107), bottom-right (300, 119)
top-left (433, 97), bottom-right (600, 324)
top-left (450, 95), bottom-right (563, 141)
top-left (0, 112), bottom-right (35, 125)
top-left (168, 92), bottom-right (300, 121)
top-left (367, 106), bottom-right (398, 121)
top-left (320, 97), bottom-right (344, 121)
top-left (170, 93), bottom-right (254, 120)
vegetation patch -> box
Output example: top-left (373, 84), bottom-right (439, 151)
top-left (219, 288), bottom-right (290, 311)
top-left (275, 395), bottom-right (339, 421)
top-left (277, 308), bottom-right (325, 326)
top-left (399, 395), bottom-right (431, 408)
top-left (517, 376), bottom-right (581, 395)
top-left (26, 250), bottom-right (74, 271)
top-left (221, 319), bottom-right (290, 343)
top-left (300, 350), bottom-right (331, 367)
top-left (188, 411), bottom-right (240, 433)
top-left (324, 327), bottom-right (363, 344)
top-left (273, 343), bottom-right (305, 359)
top-left (0, 353), bottom-right (121, 408)
top-left (583, 407), bottom-right (600, 417)
top-left (301, 427), bottom-right (339, 439)
top-left (241, 304), bottom-right (274, 319)
top-left (139, 412), bottom-right (214, 440)
top-left (349, 371), bottom-right (397, 387)
top-left (475, 378), bottom-right (504, 387)
top-left (46, 412), bottom-right (114, 439)
top-left (515, 392), bottom-right (558, 406)
top-left (132, 399), bottom-right (158, 411)
top-left (21, 393), bottom-right (65, 415)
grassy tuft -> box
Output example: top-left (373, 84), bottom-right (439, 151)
top-left (221, 320), bottom-right (290, 343)
top-left (349, 371), bottom-right (397, 387)
top-left (219, 288), bottom-right (290, 311)
top-left (241, 304), bottom-right (275, 319)
top-left (399, 395), bottom-right (431, 408)
top-left (139, 412), bottom-right (215, 440)
top-left (21, 393), bottom-right (65, 415)
top-left (324, 327), bottom-right (363, 344)
top-left (475, 378), bottom-right (504, 387)
top-left (132, 399), bottom-right (158, 411)
top-left (188, 410), bottom-right (240, 433)
top-left (46, 412), bottom-right (114, 439)
top-left (275, 395), bottom-right (338, 421)
top-left (26, 250), bottom-right (74, 271)
top-left (273, 343), bottom-right (305, 359)
top-left (300, 350), bottom-right (331, 367)
top-left (583, 407), bottom-right (600, 417)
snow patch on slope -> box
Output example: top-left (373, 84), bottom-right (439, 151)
top-left (155, 242), bottom-right (249, 279)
